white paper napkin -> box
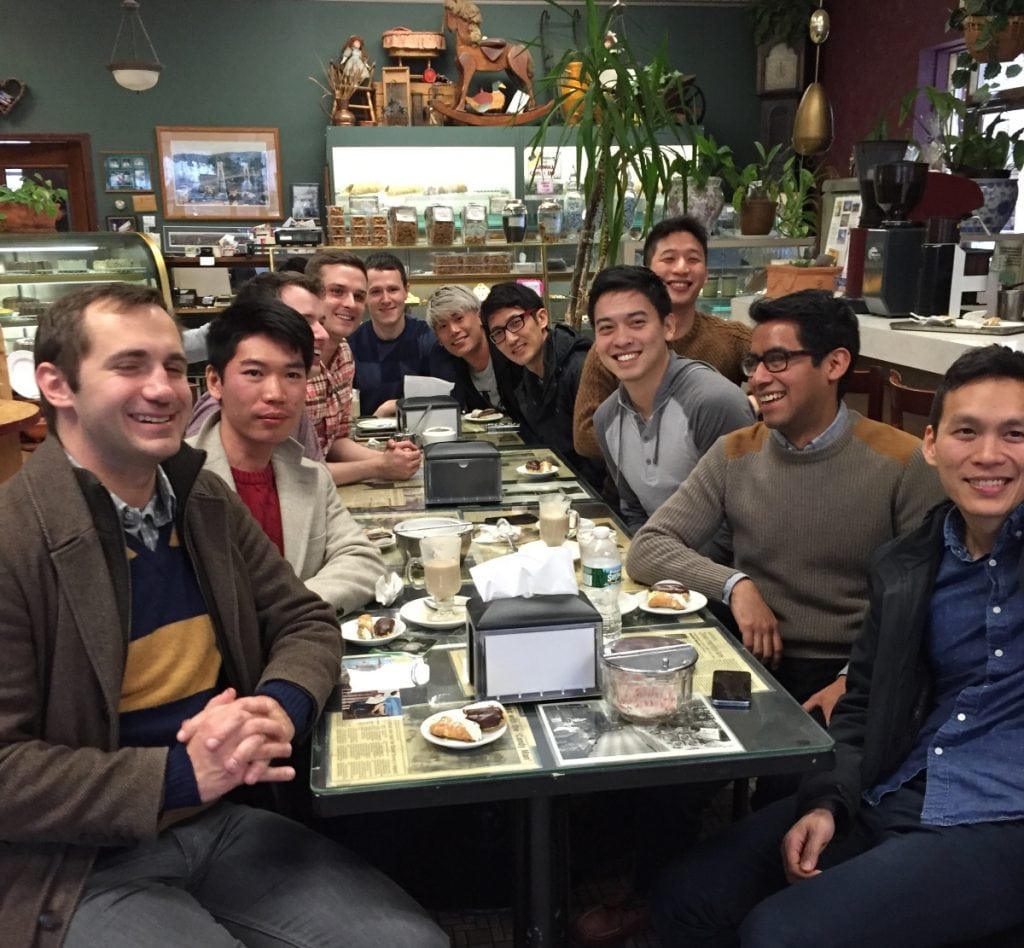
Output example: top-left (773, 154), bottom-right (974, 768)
top-left (375, 571), bottom-right (404, 606)
top-left (469, 545), bottom-right (578, 600)
top-left (404, 375), bottom-right (456, 398)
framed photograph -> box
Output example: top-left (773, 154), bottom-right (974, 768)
top-left (102, 152), bottom-right (153, 193)
top-left (291, 182), bottom-right (321, 220)
top-left (381, 67), bottom-right (412, 127)
top-left (155, 126), bottom-right (283, 220)
top-left (106, 215), bottom-right (137, 233)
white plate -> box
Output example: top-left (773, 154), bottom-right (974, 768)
top-left (638, 590), bottom-right (708, 616)
top-left (420, 709), bottom-right (508, 750)
top-left (356, 417), bottom-right (398, 432)
top-left (400, 595), bottom-right (469, 630)
top-left (7, 350), bottom-right (39, 399)
top-left (519, 538), bottom-right (580, 562)
top-left (463, 410), bottom-right (503, 424)
top-left (340, 615), bottom-right (406, 646)
top-left (516, 463), bottom-right (560, 480)
top-left (619, 591), bottom-right (642, 615)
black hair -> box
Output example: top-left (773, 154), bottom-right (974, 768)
top-left (364, 251), bottom-right (408, 285)
top-left (749, 289), bottom-right (860, 399)
top-left (930, 344), bottom-right (1024, 429)
top-left (587, 265), bottom-right (672, 321)
top-left (206, 297), bottom-right (314, 377)
top-left (479, 282), bottom-right (545, 325)
top-left (642, 215), bottom-right (709, 265)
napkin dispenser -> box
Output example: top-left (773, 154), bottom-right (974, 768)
top-left (397, 395), bottom-right (461, 439)
top-left (467, 593), bottom-right (602, 703)
top-left (424, 441), bottom-right (501, 506)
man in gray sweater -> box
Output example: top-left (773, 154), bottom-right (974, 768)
top-left (627, 290), bottom-right (946, 718)
top-left (590, 265), bottom-right (754, 533)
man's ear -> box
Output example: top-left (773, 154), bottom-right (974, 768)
top-left (535, 307), bottom-right (550, 331)
top-left (663, 312), bottom-right (678, 342)
top-left (826, 347), bottom-right (852, 382)
top-left (35, 362), bottom-right (74, 410)
top-left (205, 364), bottom-right (223, 401)
top-left (922, 424), bottom-right (938, 468)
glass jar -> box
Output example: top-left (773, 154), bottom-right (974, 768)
top-left (537, 199), bottom-right (563, 243)
top-left (563, 177), bottom-right (584, 239)
top-left (389, 206), bottom-right (418, 246)
top-left (462, 203), bottom-right (488, 246)
top-left (501, 200), bottom-right (527, 243)
top-left (425, 204), bottom-right (455, 246)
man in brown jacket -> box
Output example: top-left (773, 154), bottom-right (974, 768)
top-left (573, 215), bottom-right (752, 460)
top-left (0, 284), bottom-right (447, 946)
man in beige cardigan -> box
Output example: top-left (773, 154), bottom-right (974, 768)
top-left (187, 296), bottom-right (385, 614)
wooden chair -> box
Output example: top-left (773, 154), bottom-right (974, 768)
top-left (846, 365), bottom-right (885, 421)
top-left (888, 369), bottom-right (936, 431)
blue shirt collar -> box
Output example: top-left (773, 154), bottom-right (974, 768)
top-left (943, 502), bottom-right (1024, 563)
top-left (770, 401), bottom-right (849, 453)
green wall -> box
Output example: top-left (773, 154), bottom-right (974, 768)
top-left (0, 0), bottom-right (757, 227)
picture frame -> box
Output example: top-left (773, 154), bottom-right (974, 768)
top-left (102, 152), bottom-right (153, 193)
top-left (155, 126), bottom-right (283, 221)
top-left (381, 67), bottom-right (412, 127)
top-left (291, 182), bottom-right (321, 220)
top-left (106, 215), bottom-right (137, 233)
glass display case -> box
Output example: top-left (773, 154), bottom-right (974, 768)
top-left (0, 231), bottom-right (170, 355)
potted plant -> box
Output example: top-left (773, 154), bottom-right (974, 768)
top-left (531, 0), bottom-right (692, 326)
top-left (948, 0), bottom-right (1024, 81)
top-left (0, 174), bottom-right (68, 233)
top-left (775, 154), bottom-right (820, 238)
top-left (725, 141), bottom-right (784, 235)
top-left (666, 132), bottom-right (734, 233)
top-left (751, 0), bottom-right (816, 48)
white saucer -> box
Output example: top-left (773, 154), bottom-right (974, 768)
top-left (420, 709), bottom-right (508, 749)
top-left (7, 350), bottom-right (39, 399)
top-left (356, 417), bottom-right (398, 432)
top-left (519, 539), bottom-right (580, 562)
top-left (340, 615), bottom-right (406, 646)
top-left (400, 595), bottom-right (469, 630)
top-left (619, 591), bottom-right (642, 615)
top-left (516, 463), bottom-right (559, 480)
top-left (463, 410), bottom-right (503, 424)
top-left (638, 590), bottom-right (708, 616)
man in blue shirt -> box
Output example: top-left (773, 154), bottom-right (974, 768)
top-left (348, 252), bottom-right (455, 416)
top-left (653, 344), bottom-right (1024, 946)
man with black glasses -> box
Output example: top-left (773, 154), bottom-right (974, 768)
top-left (481, 282), bottom-right (603, 487)
top-left (628, 290), bottom-right (945, 718)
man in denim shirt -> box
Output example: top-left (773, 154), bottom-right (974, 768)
top-left (653, 345), bottom-right (1024, 946)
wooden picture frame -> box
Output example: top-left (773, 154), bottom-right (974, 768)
top-left (102, 151), bottom-right (153, 193)
top-left (106, 214), bottom-right (137, 232)
top-left (381, 67), bottom-right (412, 127)
top-left (155, 126), bottom-right (283, 220)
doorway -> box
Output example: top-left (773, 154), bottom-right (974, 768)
top-left (0, 133), bottom-right (97, 232)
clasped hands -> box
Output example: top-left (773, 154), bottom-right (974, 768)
top-left (176, 687), bottom-right (295, 803)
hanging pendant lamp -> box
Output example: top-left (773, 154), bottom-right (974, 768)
top-left (107, 0), bottom-right (163, 92)
top-left (792, 4), bottom-right (833, 155)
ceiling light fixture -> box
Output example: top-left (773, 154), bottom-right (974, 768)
top-left (107, 0), bottom-right (162, 92)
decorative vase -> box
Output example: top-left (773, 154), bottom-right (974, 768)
top-left (963, 16), bottom-right (1024, 64)
top-left (959, 177), bottom-right (1019, 236)
top-left (559, 61), bottom-right (588, 125)
top-left (0, 205), bottom-right (58, 233)
top-left (739, 198), bottom-right (778, 235)
top-left (684, 176), bottom-right (725, 233)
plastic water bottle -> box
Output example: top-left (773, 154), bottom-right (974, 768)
top-left (581, 526), bottom-right (622, 645)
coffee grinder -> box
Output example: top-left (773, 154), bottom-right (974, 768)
top-left (862, 161), bottom-right (929, 316)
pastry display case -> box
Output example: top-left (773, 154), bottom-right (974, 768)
top-left (0, 231), bottom-right (171, 356)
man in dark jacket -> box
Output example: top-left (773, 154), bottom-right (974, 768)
top-left (481, 281), bottom-right (604, 487)
top-left (652, 344), bottom-right (1024, 947)
top-left (0, 283), bottom-right (447, 947)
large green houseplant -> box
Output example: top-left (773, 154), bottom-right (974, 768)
top-left (724, 141), bottom-right (784, 234)
top-left (531, 0), bottom-right (692, 326)
top-left (948, 0), bottom-right (1024, 89)
top-left (0, 173), bottom-right (68, 232)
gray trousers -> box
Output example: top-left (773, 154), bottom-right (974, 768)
top-left (64, 802), bottom-right (449, 948)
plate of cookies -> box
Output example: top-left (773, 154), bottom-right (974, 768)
top-left (638, 580), bottom-right (707, 616)
top-left (341, 613), bottom-right (406, 646)
top-left (420, 701), bottom-right (508, 749)
top-left (516, 459), bottom-right (559, 480)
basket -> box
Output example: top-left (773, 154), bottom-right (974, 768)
top-left (381, 27), bottom-right (445, 58)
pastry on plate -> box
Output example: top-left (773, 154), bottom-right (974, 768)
top-left (429, 713), bottom-right (482, 743)
top-left (462, 702), bottom-right (506, 731)
top-left (373, 617), bottom-right (395, 638)
top-left (983, 315), bottom-right (1002, 327)
top-left (525, 458), bottom-right (556, 474)
top-left (356, 613), bottom-right (374, 640)
top-left (647, 581), bottom-right (691, 610)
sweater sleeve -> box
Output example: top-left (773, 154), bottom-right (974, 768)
top-left (625, 443), bottom-right (738, 598)
top-left (573, 347), bottom-right (618, 460)
top-left (685, 368), bottom-right (757, 454)
top-left (893, 445), bottom-right (947, 535)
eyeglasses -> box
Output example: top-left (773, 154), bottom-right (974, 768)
top-left (741, 348), bottom-right (814, 378)
top-left (488, 310), bottom-right (536, 345)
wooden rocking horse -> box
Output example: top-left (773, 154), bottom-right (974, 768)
top-left (435, 0), bottom-right (553, 126)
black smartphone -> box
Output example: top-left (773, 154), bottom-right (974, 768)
top-left (710, 670), bottom-right (752, 709)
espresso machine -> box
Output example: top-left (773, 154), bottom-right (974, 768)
top-left (862, 161), bottom-right (930, 316)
